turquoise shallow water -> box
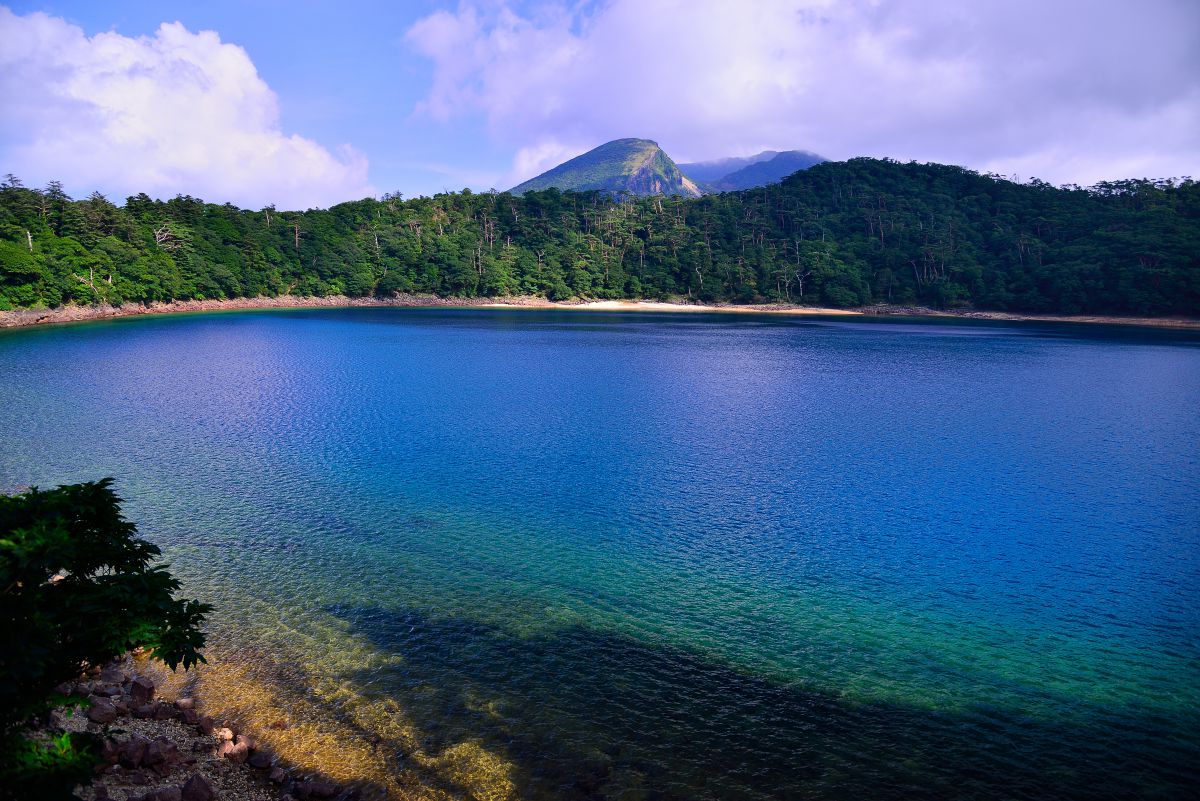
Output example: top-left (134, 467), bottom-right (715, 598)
top-left (2, 309), bottom-right (1198, 799)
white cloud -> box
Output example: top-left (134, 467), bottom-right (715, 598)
top-left (405, 0), bottom-right (1200, 187)
top-left (0, 8), bottom-right (375, 208)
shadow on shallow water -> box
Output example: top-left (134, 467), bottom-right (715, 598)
top-left (323, 605), bottom-right (1197, 801)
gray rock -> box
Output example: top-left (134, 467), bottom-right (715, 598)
top-left (248, 749), bottom-right (273, 769)
top-left (133, 703), bottom-right (156, 719)
top-left (269, 766), bottom-right (288, 783)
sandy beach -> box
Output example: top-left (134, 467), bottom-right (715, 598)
top-left (1, 294), bottom-right (1196, 330)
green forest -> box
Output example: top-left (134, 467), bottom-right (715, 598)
top-left (1, 158), bottom-right (1197, 315)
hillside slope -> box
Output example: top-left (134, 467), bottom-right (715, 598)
top-left (509, 139), bottom-right (702, 197)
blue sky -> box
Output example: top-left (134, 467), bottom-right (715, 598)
top-left (1, 1), bottom-right (1197, 208)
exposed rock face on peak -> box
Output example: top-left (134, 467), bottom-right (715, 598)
top-left (509, 138), bottom-right (703, 197)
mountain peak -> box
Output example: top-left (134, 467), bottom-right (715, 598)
top-left (509, 139), bottom-right (702, 197)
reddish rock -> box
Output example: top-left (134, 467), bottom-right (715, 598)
top-left (153, 701), bottom-right (178, 720)
top-left (197, 715), bottom-right (215, 735)
top-left (87, 698), bottom-right (117, 724)
top-left (217, 739), bottom-right (249, 763)
top-left (268, 719), bottom-right (290, 730)
top-left (214, 727), bottom-right (234, 742)
top-left (234, 733), bottom-right (254, 749)
top-left (180, 774), bottom-right (215, 801)
top-left (174, 697), bottom-right (195, 710)
top-left (130, 676), bottom-right (156, 706)
top-left (269, 766), bottom-right (288, 783)
top-left (99, 666), bottom-right (125, 684)
top-left (119, 734), bottom-right (150, 768)
top-left (145, 737), bottom-right (181, 775)
top-left (99, 738), bottom-right (120, 765)
top-left (113, 698), bottom-right (130, 715)
top-left (180, 708), bottom-right (199, 726)
top-left (133, 703), bottom-right (156, 719)
top-left (248, 749), bottom-right (273, 769)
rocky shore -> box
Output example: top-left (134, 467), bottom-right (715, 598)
top-left (0, 294), bottom-right (553, 329)
top-left (1, 294), bottom-right (1196, 331)
top-left (53, 655), bottom-right (370, 801)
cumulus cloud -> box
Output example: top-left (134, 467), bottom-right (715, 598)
top-left (0, 8), bottom-right (374, 208)
top-left (406, 0), bottom-right (1200, 187)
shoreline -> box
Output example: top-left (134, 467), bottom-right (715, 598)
top-left (1, 294), bottom-right (1197, 330)
top-left (51, 654), bottom-right (371, 801)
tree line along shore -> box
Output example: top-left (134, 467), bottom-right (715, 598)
top-left (1, 158), bottom-right (1197, 321)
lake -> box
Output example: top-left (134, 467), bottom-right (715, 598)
top-left (2, 308), bottom-right (1198, 800)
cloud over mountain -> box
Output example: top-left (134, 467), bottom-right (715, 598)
top-left (406, 0), bottom-right (1200, 187)
top-left (0, 8), bottom-right (374, 208)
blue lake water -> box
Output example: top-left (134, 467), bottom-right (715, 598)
top-left (1, 308), bottom-right (1198, 800)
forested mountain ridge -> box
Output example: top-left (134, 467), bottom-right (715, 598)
top-left (678, 149), bottom-right (826, 191)
top-left (706, 151), bottom-right (826, 191)
top-left (509, 139), bottom-right (702, 197)
top-left (1, 158), bottom-right (1197, 316)
top-left (677, 151), bottom-right (781, 183)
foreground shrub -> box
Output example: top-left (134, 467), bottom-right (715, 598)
top-left (0, 479), bottom-right (211, 799)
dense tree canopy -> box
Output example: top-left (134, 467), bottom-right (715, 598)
top-left (1, 159), bottom-right (1197, 316)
